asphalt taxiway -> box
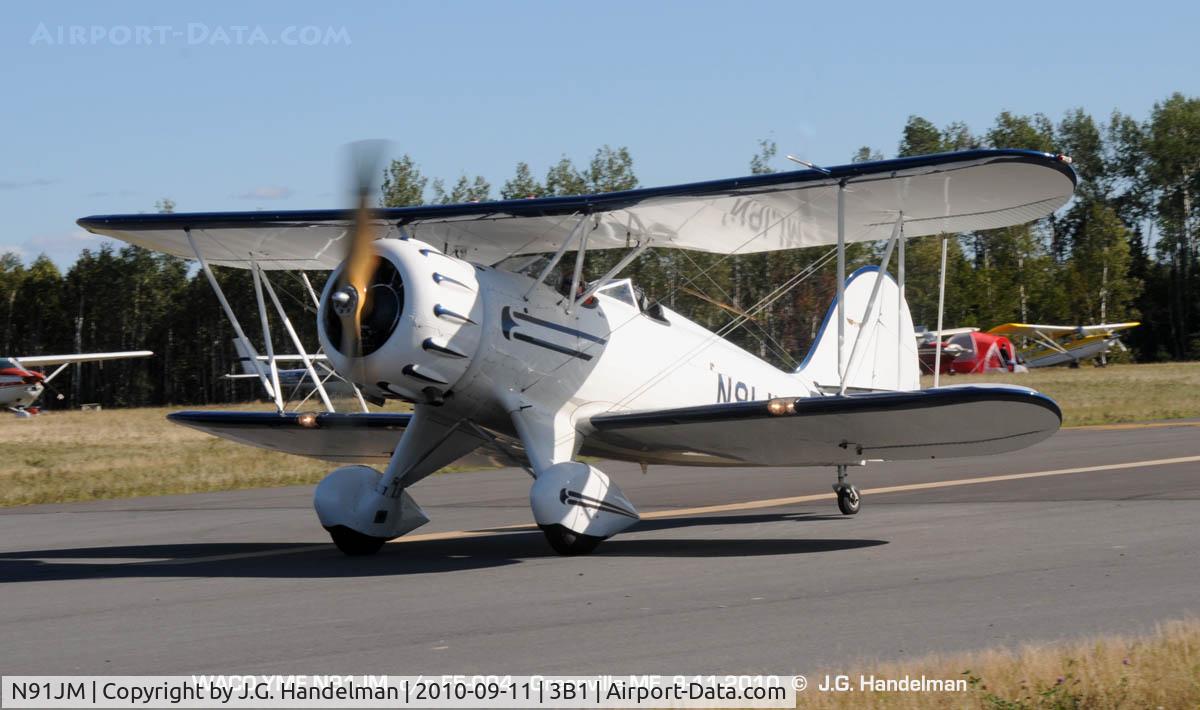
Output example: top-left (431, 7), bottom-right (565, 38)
top-left (2, 421), bottom-right (1198, 674)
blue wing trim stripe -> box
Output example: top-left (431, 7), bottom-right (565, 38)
top-left (79, 150), bottom-right (1076, 232)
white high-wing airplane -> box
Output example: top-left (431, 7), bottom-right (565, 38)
top-left (1, 351), bottom-right (153, 415)
top-left (79, 148), bottom-right (1076, 555)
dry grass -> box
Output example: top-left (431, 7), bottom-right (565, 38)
top-left (0, 403), bottom-right (336, 507)
top-left (922, 361), bottom-right (1200, 427)
top-left (797, 618), bottom-right (1200, 709)
top-left (4, 362), bottom-right (1199, 506)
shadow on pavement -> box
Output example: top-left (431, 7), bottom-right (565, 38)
top-left (0, 511), bottom-right (886, 583)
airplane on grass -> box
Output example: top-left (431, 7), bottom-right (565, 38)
top-left (79, 147), bottom-right (1075, 556)
top-left (1, 351), bottom-right (153, 416)
top-left (914, 326), bottom-right (978, 374)
top-left (919, 322), bottom-right (1139, 374)
top-left (989, 322), bottom-right (1139, 368)
top-left (935, 330), bottom-right (1025, 375)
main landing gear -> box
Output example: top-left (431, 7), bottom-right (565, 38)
top-left (529, 462), bottom-right (641, 556)
top-left (539, 524), bottom-right (603, 556)
top-left (833, 464), bottom-right (861, 515)
top-left (327, 525), bottom-right (387, 556)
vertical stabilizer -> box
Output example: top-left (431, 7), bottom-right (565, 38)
top-left (797, 266), bottom-right (920, 392)
top-left (231, 338), bottom-right (259, 376)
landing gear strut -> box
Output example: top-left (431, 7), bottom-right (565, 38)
top-left (833, 465), bottom-right (860, 515)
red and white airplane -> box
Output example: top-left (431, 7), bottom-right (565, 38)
top-left (0, 351), bottom-right (153, 416)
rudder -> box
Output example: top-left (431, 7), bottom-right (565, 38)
top-left (797, 266), bottom-right (919, 392)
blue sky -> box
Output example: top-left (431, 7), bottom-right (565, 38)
top-left (2, 1), bottom-right (1196, 267)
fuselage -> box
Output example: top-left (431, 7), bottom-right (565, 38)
top-left (0, 360), bottom-right (44, 410)
top-left (1022, 335), bottom-right (1115, 368)
top-left (461, 264), bottom-right (816, 425)
top-left (477, 266), bottom-right (822, 464)
top-left (318, 238), bottom-right (818, 463)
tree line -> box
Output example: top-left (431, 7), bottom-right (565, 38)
top-left (2, 92), bottom-right (1198, 409)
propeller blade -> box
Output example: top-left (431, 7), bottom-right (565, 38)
top-left (336, 140), bottom-right (389, 360)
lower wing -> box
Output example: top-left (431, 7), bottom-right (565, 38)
top-left (166, 410), bottom-right (511, 468)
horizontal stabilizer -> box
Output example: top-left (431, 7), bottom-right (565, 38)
top-left (584, 385), bottom-right (1061, 467)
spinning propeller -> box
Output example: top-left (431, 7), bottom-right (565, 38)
top-left (329, 141), bottom-right (388, 362)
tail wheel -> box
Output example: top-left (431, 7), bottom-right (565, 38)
top-left (326, 525), bottom-right (387, 556)
top-left (836, 485), bottom-right (861, 515)
top-left (539, 524), bottom-right (603, 556)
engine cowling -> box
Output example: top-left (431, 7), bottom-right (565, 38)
top-left (317, 238), bottom-right (484, 404)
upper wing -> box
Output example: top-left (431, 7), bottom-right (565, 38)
top-left (580, 385), bottom-right (1061, 467)
top-left (989, 322), bottom-right (1140, 337)
top-left (77, 149), bottom-right (1076, 270)
top-left (13, 350), bottom-right (154, 367)
top-left (988, 323), bottom-right (1076, 337)
top-left (1077, 321), bottom-right (1140, 335)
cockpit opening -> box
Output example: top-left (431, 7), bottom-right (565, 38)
top-left (496, 253), bottom-right (668, 324)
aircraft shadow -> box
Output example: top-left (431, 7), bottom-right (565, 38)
top-left (0, 512), bottom-right (886, 584)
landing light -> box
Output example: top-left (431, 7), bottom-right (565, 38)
top-left (297, 412), bottom-right (319, 428)
top-left (767, 398), bottom-right (796, 416)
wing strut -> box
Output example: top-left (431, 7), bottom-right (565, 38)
top-left (255, 264), bottom-right (335, 413)
top-left (840, 213), bottom-right (903, 395)
top-left (897, 223), bottom-right (906, 379)
top-left (1029, 329), bottom-right (1071, 355)
top-left (933, 235), bottom-right (949, 387)
top-left (41, 362), bottom-right (72, 385)
top-left (565, 216), bottom-right (595, 315)
top-left (251, 263), bottom-right (285, 412)
top-left (186, 229), bottom-right (278, 404)
top-left (525, 212), bottom-right (586, 300)
top-left (836, 180), bottom-right (846, 387)
top-left (574, 238), bottom-right (653, 307)
top-left (299, 272), bottom-right (370, 413)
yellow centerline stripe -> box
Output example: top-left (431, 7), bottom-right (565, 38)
top-left (390, 454), bottom-right (1200, 543)
top-left (1066, 421), bottom-right (1200, 431)
top-left (612, 454), bottom-right (1200, 520)
top-left (113, 454), bottom-right (1200, 565)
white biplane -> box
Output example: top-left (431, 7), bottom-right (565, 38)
top-left (79, 148), bottom-right (1075, 555)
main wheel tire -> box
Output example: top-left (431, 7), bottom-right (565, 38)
top-left (327, 525), bottom-right (387, 556)
top-left (836, 485), bottom-right (861, 515)
top-left (539, 524), bottom-right (603, 556)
